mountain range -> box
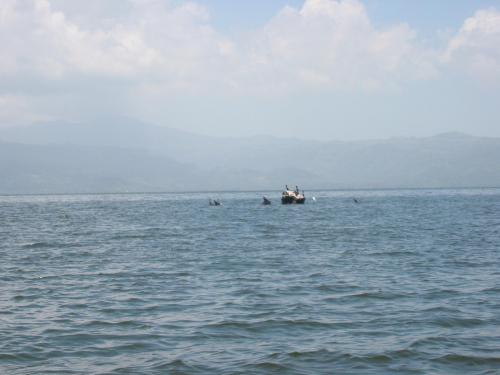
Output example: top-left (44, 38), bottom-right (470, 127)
top-left (1, 118), bottom-right (499, 194)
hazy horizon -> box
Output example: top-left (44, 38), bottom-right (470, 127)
top-left (3, 116), bottom-right (499, 143)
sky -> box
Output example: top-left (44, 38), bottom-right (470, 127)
top-left (1, 0), bottom-right (500, 140)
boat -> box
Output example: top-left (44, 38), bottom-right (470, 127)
top-left (281, 185), bottom-right (305, 204)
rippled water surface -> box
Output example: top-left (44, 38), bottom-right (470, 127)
top-left (1, 189), bottom-right (500, 374)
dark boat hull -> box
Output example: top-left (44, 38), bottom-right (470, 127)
top-left (281, 196), bottom-right (306, 204)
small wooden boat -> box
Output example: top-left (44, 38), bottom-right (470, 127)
top-left (281, 186), bottom-right (305, 204)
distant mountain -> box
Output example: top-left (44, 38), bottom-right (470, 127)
top-left (0, 141), bottom-right (202, 194)
top-left (1, 118), bottom-right (500, 193)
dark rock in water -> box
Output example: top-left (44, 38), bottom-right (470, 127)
top-left (209, 198), bottom-right (221, 206)
top-left (213, 199), bottom-right (221, 206)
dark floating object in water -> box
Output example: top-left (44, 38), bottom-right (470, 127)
top-left (209, 199), bottom-right (222, 206)
top-left (281, 185), bottom-right (305, 204)
top-left (353, 198), bottom-right (360, 204)
top-left (262, 197), bottom-right (271, 205)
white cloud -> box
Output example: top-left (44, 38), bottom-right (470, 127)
top-left (234, 0), bottom-right (436, 92)
top-left (1, 0), bottom-right (499, 126)
top-left (443, 8), bottom-right (500, 82)
top-left (0, 0), bottom-right (436, 94)
top-left (0, 0), bottom-right (228, 86)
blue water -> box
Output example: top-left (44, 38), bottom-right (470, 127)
top-left (1, 189), bottom-right (499, 374)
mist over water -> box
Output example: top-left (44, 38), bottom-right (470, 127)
top-left (1, 189), bottom-right (499, 374)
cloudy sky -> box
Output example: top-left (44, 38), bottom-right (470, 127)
top-left (1, 0), bottom-right (499, 140)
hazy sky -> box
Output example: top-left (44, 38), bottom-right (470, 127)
top-left (1, 0), bottom-right (500, 140)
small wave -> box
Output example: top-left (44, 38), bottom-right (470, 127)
top-left (96, 304), bottom-right (161, 315)
top-left (110, 234), bottom-right (150, 240)
top-left (205, 318), bottom-right (343, 333)
top-left (0, 352), bottom-right (41, 362)
top-left (317, 283), bottom-right (360, 292)
top-left (149, 358), bottom-right (211, 374)
top-left (433, 316), bottom-right (486, 328)
top-left (20, 241), bottom-right (83, 249)
top-left (21, 242), bottom-right (52, 249)
top-left (152, 358), bottom-right (189, 370)
top-left (323, 290), bottom-right (407, 302)
top-left (11, 294), bottom-right (40, 302)
top-left (110, 228), bottom-right (181, 241)
top-left (434, 353), bottom-right (500, 365)
top-left (266, 349), bottom-right (416, 365)
top-left (103, 342), bottom-right (158, 352)
top-left (423, 289), bottom-right (464, 299)
top-left (408, 336), bottom-right (451, 349)
top-left (285, 348), bottom-right (335, 359)
top-left (369, 250), bottom-right (415, 257)
top-left (78, 319), bottom-right (149, 329)
top-left (418, 305), bottom-right (459, 314)
top-left (481, 286), bottom-right (500, 293)
top-left (245, 361), bottom-right (291, 371)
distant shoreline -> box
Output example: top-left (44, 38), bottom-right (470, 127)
top-left (1, 186), bottom-right (500, 198)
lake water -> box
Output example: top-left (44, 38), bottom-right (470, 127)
top-left (1, 189), bottom-right (499, 374)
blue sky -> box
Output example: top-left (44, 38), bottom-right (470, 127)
top-left (0, 0), bottom-right (500, 140)
top-left (192, 0), bottom-right (498, 35)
